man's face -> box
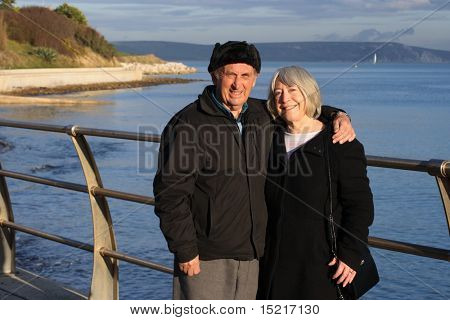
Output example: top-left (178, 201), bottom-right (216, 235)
top-left (213, 63), bottom-right (257, 111)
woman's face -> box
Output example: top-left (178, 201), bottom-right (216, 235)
top-left (273, 80), bottom-right (306, 122)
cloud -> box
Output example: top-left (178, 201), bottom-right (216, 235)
top-left (321, 27), bottom-right (415, 42)
top-left (320, 33), bottom-right (341, 41)
top-left (383, 0), bottom-right (432, 10)
top-left (15, 0), bottom-right (449, 50)
top-left (17, 0), bottom-right (442, 18)
top-left (351, 27), bottom-right (415, 41)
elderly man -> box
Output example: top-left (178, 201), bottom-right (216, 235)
top-left (153, 41), bottom-right (354, 300)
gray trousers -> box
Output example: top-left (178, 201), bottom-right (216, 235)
top-left (173, 258), bottom-right (259, 300)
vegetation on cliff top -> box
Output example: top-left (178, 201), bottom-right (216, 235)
top-left (0, 3), bottom-right (119, 68)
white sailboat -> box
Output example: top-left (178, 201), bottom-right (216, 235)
top-left (373, 53), bottom-right (377, 64)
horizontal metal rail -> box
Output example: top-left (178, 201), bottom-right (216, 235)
top-left (0, 169), bottom-right (88, 193)
top-left (367, 156), bottom-right (449, 177)
top-left (0, 220), bottom-right (172, 273)
top-left (0, 119), bottom-right (68, 134)
top-left (368, 236), bottom-right (449, 262)
top-left (0, 170), bottom-right (154, 205)
top-left (1, 118), bottom-right (448, 176)
top-left (74, 127), bottom-right (160, 143)
top-left (91, 186), bottom-right (155, 205)
top-left (100, 248), bottom-right (173, 275)
top-left (2, 216), bottom-right (447, 274)
top-left (0, 119), bottom-right (160, 142)
top-left (0, 220), bottom-right (93, 253)
top-left (1, 161), bottom-right (445, 209)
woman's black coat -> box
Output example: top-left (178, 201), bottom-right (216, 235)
top-left (258, 123), bottom-right (374, 300)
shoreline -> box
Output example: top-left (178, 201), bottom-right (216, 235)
top-left (0, 94), bottom-right (109, 105)
top-left (0, 76), bottom-right (202, 97)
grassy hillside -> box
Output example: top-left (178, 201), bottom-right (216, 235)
top-left (0, 6), bottom-right (119, 68)
top-left (0, 39), bottom-right (117, 68)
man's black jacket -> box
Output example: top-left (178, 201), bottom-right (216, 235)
top-left (153, 85), bottom-right (340, 263)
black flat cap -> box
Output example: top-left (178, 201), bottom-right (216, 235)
top-left (208, 41), bottom-right (261, 73)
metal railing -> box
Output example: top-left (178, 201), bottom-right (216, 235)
top-left (0, 118), bottom-right (449, 299)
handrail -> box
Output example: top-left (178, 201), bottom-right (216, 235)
top-left (100, 248), bottom-right (173, 275)
top-left (1, 217), bottom-right (448, 263)
top-left (0, 220), bottom-right (172, 273)
top-left (90, 186), bottom-right (155, 205)
top-left (0, 119), bottom-right (161, 142)
top-left (368, 236), bottom-right (449, 262)
top-left (0, 220), bottom-right (94, 252)
top-left (0, 169), bottom-right (88, 193)
top-left (0, 169), bottom-right (154, 205)
top-left (367, 156), bottom-right (449, 177)
top-left (0, 119), bottom-right (68, 133)
top-left (0, 118), bottom-right (448, 176)
top-left (0, 119), bottom-right (449, 299)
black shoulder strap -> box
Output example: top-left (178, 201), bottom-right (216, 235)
top-left (323, 124), bottom-right (345, 300)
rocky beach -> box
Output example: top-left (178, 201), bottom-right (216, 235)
top-left (120, 61), bottom-right (196, 74)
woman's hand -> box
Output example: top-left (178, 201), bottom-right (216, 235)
top-left (328, 257), bottom-right (356, 287)
top-left (179, 255), bottom-right (201, 276)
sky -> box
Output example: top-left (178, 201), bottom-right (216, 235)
top-left (16, 0), bottom-right (450, 51)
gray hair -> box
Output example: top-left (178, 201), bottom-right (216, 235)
top-left (267, 66), bottom-right (322, 119)
top-left (212, 66), bottom-right (224, 81)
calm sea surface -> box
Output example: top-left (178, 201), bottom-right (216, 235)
top-left (0, 62), bottom-right (449, 299)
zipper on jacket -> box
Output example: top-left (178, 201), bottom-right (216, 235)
top-left (207, 196), bottom-right (215, 239)
top-left (243, 124), bottom-right (262, 263)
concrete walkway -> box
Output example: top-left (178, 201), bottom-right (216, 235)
top-left (0, 68), bottom-right (143, 93)
top-left (0, 268), bottom-right (86, 300)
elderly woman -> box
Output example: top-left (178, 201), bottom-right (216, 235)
top-left (258, 66), bottom-right (374, 299)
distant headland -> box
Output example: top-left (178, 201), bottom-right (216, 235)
top-left (113, 41), bottom-right (450, 63)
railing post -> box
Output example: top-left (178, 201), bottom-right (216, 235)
top-left (67, 126), bottom-right (118, 300)
top-left (0, 162), bottom-right (15, 274)
top-left (434, 161), bottom-right (450, 235)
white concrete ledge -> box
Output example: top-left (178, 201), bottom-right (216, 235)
top-left (0, 67), bottom-right (143, 92)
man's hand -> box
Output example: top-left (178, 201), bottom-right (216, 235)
top-left (332, 112), bottom-right (356, 144)
top-left (179, 255), bottom-right (201, 276)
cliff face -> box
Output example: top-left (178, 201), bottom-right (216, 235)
top-left (114, 41), bottom-right (450, 63)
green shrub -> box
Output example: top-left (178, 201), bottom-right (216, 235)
top-left (4, 6), bottom-right (78, 56)
top-left (75, 26), bottom-right (117, 59)
top-left (54, 3), bottom-right (87, 25)
top-left (3, 6), bottom-right (117, 59)
top-left (30, 46), bottom-right (58, 62)
top-left (0, 0), bottom-right (16, 10)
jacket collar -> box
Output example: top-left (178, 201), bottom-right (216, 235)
top-left (198, 85), bottom-right (227, 118)
top-left (274, 122), bottom-right (330, 158)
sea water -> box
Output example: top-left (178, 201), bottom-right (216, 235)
top-left (0, 62), bottom-right (449, 299)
